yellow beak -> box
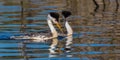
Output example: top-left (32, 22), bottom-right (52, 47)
top-left (56, 23), bottom-right (63, 33)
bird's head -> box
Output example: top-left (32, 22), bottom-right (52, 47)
top-left (62, 10), bottom-right (72, 19)
top-left (48, 12), bottom-right (63, 33)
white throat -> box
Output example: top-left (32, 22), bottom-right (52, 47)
top-left (47, 16), bottom-right (58, 38)
top-left (65, 21), bottom-right (73, 35)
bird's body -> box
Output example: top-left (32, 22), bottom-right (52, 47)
top-left (11, 12), bottom-right (63, 41)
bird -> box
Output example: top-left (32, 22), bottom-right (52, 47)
top-left (58, 10), bottom-right (73, 36)
top-left (11, 12), bottom-right (63, 41)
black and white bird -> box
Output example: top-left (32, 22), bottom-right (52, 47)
top-left (58, 10), bottom-right (73, 36)
top-left (11, 12), bottom-right (63, 41)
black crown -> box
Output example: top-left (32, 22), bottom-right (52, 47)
top-left (62, 11), bottom-right (71, 18)
top-left (49, 12), bottom-right (59, 22)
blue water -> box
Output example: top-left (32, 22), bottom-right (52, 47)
top-left (0, 0), bottom-right (119, 60)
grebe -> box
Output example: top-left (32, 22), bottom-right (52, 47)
top-left (58, 11), bottom-right (73, 36)
top-left (11, 12), bottom-right (63, 40)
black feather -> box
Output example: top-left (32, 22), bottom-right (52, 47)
top-left (62, 11), bottom-right (71, 18)
top-left (49, 12), bottom-right (59, 22)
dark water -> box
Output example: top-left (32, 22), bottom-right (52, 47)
top-left (0, 0), bottom-right (120, 60)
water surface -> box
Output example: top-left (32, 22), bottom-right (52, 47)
top-left (0, 0), bottom-right (120, 60)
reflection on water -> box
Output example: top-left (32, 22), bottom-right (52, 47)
top-left (49, 38), bottom-right (59, 58)
top-left (0, 0), bottom-right (120, 60)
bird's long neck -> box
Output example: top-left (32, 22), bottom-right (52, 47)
top-left (65, 21), bottom-right (73, 35)
top-left (47, 19), bottom-right (58, 37)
